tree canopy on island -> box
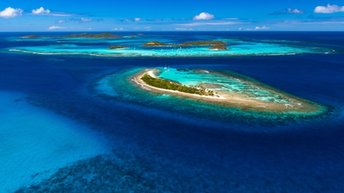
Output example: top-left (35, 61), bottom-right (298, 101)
top-left (141, 74), bottom-right (214, 96)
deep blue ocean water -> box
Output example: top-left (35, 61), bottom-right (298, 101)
top-left (1, 32), bottom-right (344, 192)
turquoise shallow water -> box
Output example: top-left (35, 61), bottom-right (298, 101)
top-left (2, 32), bottom-right (344, 193)
top-left (0, 91), bottom-right (109, 192)
top-left (96, 67), bottom-right (326, 125)
top-left (7, 36), bottom-right (330, 57)
top-left (158, 67), bottom-right (289, 103)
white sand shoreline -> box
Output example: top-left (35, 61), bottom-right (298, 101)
top-left (132, 68), bottom-right (322, 113)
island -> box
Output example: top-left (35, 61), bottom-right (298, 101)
top-left (143, 41), bottom-right (170, 47)
top-left (132, 68), bottom-right (323, 114)
top-left (143, 40), bottom-right (228, 50)
top-left (12, 35), bottom-right (327, 57)
top-left (63, 33), bottom-right (122, 39)
top-left (20, 35), bottom-right (40, 39)
top-left (18, 33), bottom-right (122, 39)
top-left (109, 45), bottom-right (128, 49)
top-left (181, 41), bottom-right (228, 50)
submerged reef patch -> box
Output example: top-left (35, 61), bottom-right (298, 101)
top-left (8, 34), bottom-right (331, 57)
top-left (133, 68), bottom-right (323, 114)
top-left (95, 67), bottom-right (327, 124)
top-left (0, 91), bottom-right (108, 193)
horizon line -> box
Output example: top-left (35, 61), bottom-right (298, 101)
top-left (1, 30), bottom-right (344, 33)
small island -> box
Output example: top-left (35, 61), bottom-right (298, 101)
top-left (143, 41), bottom-right (170, 47)
top-left (20, 35), bottom-right (41, 39)
top-left (132, 68), bottom-right (323, 114)
top-left (19, 33), bottom-right (122, 39)
top-left (143, 40), bottom-right (228, 50)
top-left (109, 45), bottom-right (128, 49)
top-left (181, 41), bottom-right (228, 50)
top-left (63, 33), bottom-right (122, 39)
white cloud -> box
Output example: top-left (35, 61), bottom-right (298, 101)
top-left (314, 4), bottom-right (344, 14)
top-left (239, 26), bottom-right (270, 31)
top-left (0, 7), bottom-right (23, 18)
top-left (68, 17), bottom-right (95, 23)
top-left (279, 19), bottom-right (344, 25)
top-left (48, 25), bottom-right (64, 30)
top-left (255, 26), bottom-right (270, 30)
top-left (113, 27), bottom-right (124, 31)
top-left (32, 7), bottom-right (71, 17)
top-left (288, 8), bottom-right (303, 14)
top-left (57, 20), bottom-right (65, 24)
top-left (80, 17), bottom-right (92, 22)
top-left (134, 18), bottom-right (141, 22)
top-left (32, 7), bottom-right (51, 15)
top-left (50, 13), bottom-right (72, 17)
top-left (193, 12), bottom-right (214, 20)
top-left (175, 27), bottom-right (193, 31)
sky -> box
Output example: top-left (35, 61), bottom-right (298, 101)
top-left (0, 0), bottom-right (344, 31)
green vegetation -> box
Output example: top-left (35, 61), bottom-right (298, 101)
top-left (143, 41), bottom-right (169, 47)
top-left (180, 41), bottom-right (227, 50)
top-left (109, 45), bottom-right (128, 49)
top-left (143, 40), bottom-right (228, 50)
top-left (19, 33), bottom-right (123, 39)
top-left (141, 74), bottom-right (214, 96)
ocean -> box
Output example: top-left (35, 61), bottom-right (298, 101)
top-left (1, 32), bottom-right (344, 192)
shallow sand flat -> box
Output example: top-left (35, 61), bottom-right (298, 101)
top-left (0, 91), bottom-right (108, 193)
top-left (8, 36), bottom-right (329, 57)
top-left (133, 69), bottom-right (322, 114)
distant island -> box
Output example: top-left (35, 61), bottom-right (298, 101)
top-left (132, 68), bottom-right (323, 114)
top-left (143, 40), bottom-right (228, 50)
top-left (109, 45), bottom-right (128, 49)
top-left (63, 33), bottom-right (122, 39)
top-left (143, 41), bottom-right (169, 47)
top-left (12, 34), bottom-right (329, 57)
top-left (20, 35), bottom-right (41, 39)
top-left (20, 33), bottom-right (122, 39)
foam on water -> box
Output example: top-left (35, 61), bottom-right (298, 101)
top-left (95, 68), bottom-right (327, 128)
top-left (8, 37), bottom-right (328, 57)
top-left (0, 91), bottom-right (109, 193)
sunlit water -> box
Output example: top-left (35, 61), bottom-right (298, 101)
top-left (96, 67), bottom-right (327, 125)
top-left (0, 91), bottom-right (108, 193)
top-left (158, 67), bottom-right (289, 103)
top-left (7, 34), bottom-right (331, 57)
top-left (0, 32), bottom-right (344, 193)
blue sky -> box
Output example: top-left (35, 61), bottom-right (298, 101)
top-left (1, 0), bottom-right (344, 31)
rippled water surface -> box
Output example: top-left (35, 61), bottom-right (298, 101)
top-left (7, 32), bottom-right (331, 57)
top-left (1, 32), bottom-right (344, 193)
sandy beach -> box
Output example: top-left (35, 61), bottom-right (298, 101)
top-left (132, 69), bottom-right (322, 113)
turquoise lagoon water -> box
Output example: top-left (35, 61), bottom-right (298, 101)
top-left (0, 91), bottom-right (109, 193)
top-left (7, 35), bottom-right (330, 57)
top-left (96, 67), bottom-right (326, 125)
top-left (2, 32), bottom-right (344, 192)
top-left (158, 67), bottom-right (289, 103)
